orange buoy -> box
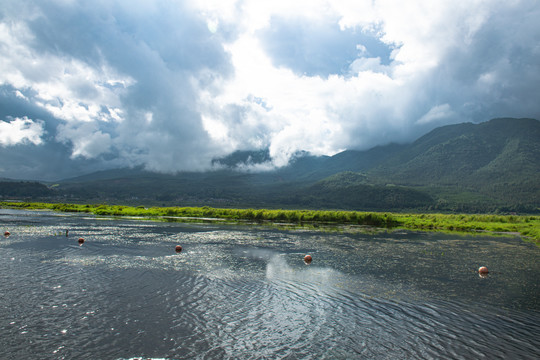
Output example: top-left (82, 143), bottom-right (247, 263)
top-left (4, 231), bottom-right (10, 237)
top-left (478, 266), bottom-right (489, 275)
top-left (304, 254), bottom-right (312, 264)
top-left (78, 237), bottom-right (85, 245)
top-left (175, 245), bottom-right (183, 253)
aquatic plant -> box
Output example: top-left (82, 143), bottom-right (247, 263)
top-left (1, 201), bottom-right (538, 244)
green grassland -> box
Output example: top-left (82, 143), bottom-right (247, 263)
top-left (2, 201), bottom-right (539, 245)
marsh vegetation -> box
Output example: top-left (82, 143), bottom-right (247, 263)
top-left (2, 201), bottom-right (538, 244)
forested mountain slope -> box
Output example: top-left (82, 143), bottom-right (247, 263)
top-left (3, 118), bottom-right (538, 213)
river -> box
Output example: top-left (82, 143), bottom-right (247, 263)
top-left (1, 209), bottom-right (539, 359)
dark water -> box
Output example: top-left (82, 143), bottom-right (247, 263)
top-left (1, 209), bottom-right (539, 359)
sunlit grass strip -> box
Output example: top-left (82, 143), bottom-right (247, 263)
top-left (1, 201), bottom-right (538, 244)
top-left (392, 213), bottom-right (540, 243)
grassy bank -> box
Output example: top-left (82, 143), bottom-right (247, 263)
top-left (2, 201), bottom-right (539, 245)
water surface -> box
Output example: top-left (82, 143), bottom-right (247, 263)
top-left (1, 209), bottom-right (539, 359)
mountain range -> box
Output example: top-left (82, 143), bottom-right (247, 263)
top-left (2, 117), bottom-right (539, 213)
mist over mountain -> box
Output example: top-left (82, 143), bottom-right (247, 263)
top-left (2, 118), bottom-right (539, 213)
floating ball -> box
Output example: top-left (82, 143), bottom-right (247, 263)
top-left (4, 231), bottom-right (10, 237)
top-left (78, 237), bottom-right (85, 245)
top-left (175, 245), bottom-right (183, 253)
top-left (478, 266), bottom-right (489, 275)
top-left (304, 254), bottom-right (312, 264)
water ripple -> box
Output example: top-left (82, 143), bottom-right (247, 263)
top-left (1, 209), bottom-right (539, 359)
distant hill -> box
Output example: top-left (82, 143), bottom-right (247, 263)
top-left (10, 117), bottom-right (539, 213)
top-left (212, 149), bottom-right (272, 168)
top-left (288, 172), bottom-right (435, 210)
top-left (364, 118), bottom-right (540, 210)
top-left (370, 118), bottom-right (540, 185)
top-left (0, 181), bottom-right (55, 198)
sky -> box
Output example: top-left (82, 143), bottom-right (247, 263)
top-left (1, 0), bottom-right (540, 180)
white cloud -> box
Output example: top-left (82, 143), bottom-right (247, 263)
top-left (0, 20), bottom-right (134, 125)
top-left (14, 90), bottom-right (27, 100)
top-left (0, 116), bottom-right (45, 146)
top-left (416, 104), bottom-right (456, 125)
top-left (196, 0), bottom-right (540, 162)
top-left (55, 121), bottom-right (112, 158)
top-left (1, 0), bottom-right (539, 179)
top-left (1, 24), bottom-right (134, 124)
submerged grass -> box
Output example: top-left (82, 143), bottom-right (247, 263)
top-left (2, 201), bottom-right (539, 245)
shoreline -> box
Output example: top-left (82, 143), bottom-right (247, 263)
top-left (1, 201), bottom-right (538, 245)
